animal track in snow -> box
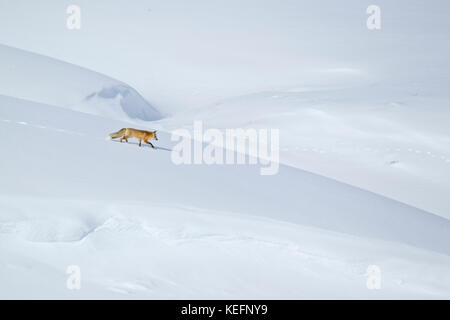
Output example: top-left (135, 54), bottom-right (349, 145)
top-left (3, 117), bottom-right (449, 165)
top-left (1, 118), bottom-right (85, 137)
top-left (283, 142), bottom-right (450, 165)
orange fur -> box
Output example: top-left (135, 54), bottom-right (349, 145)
top-left (109, 128), bottom-right (158, 148)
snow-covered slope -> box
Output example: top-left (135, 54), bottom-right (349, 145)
top-left (158, 83), bottom-right (450, 218)
top-left (1, 95), bottom-right (449, 298)
top-left (2, 1), bottom-right (449, 113)
top-left (3, 1), bottom-right (448, 217)
top-left (1, 0), bottom-right (449, 299)
top-left (0, 44), bottom-right (162, 121)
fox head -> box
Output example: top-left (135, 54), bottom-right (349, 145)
top-left (153, 130), bottom-right (158, 140)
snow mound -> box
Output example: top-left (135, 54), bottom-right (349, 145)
top-left (82, 84), bottom-right (162, 121)
top-left (0, 44), bottom-right (162, 121)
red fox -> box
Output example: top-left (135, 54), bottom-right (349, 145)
top-left (108, 128), bottom-right (158, 148)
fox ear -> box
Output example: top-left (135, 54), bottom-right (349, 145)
top-left (154, 130), bottom-right (157, 133)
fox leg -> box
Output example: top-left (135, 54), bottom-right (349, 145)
top-left (139, 139), bottom-right (142, 147)
top-left (144, 140), bottom-right (155, 148)
top-left (120, 136), bottom-right (129, 143)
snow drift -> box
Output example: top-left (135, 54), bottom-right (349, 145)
top-left (0, 44), bottom-right (162, 121)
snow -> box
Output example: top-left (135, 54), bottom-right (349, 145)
top-left (0, 0), bottom-right (449, 299)
top-left (1, 94), bottom-right (449, 298)
top-left (0, 44), bottom-right (162, 121)
top-left (160, 84), bottom-right (450, 218)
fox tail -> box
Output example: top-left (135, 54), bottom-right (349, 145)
top-left (108, 128), bottom-right (126, 139)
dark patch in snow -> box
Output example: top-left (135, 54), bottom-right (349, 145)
top-left (85, 84), bottom-right (162, 121)
top-left (388, 160), bottom-right (400, 165)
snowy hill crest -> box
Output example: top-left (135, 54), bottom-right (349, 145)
top-left (0, 44), bottom-right (162, 122)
